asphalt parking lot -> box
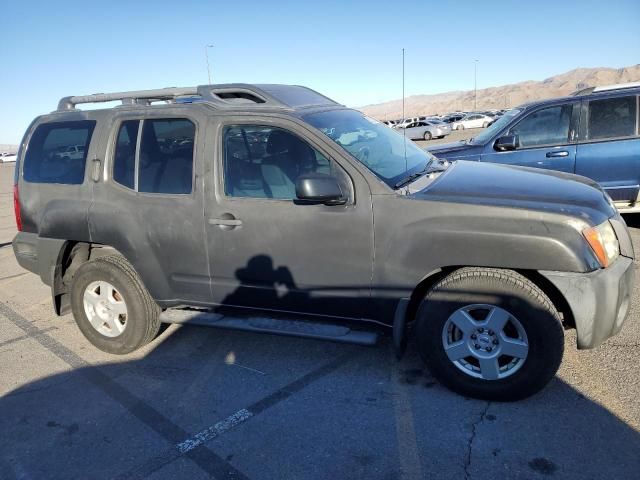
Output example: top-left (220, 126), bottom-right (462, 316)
top-left (1, 160), bottom-right (639, 480)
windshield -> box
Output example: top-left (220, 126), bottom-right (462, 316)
top-left (303, 109), bottom-right (435, 188)
top-left (470, 109), bottom-right (522, 144)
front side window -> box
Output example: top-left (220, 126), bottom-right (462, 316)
top-left (587, 96), bottom-right (637, 140)
top-left (223, 125), bottom-right (336, 199)
top-left (303, 109), bottom-right (435, 188)
top-left (112, 118), bottom-right (194, 194)
top-left (23, 120), bottom-right (95, 184)
top-left (510, 104), bottom-right (573, 148)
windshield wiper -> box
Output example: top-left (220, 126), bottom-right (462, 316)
top-left (393, 159), bottom-right (452, 189)
top-left (394, 171), bottom-right (426, 189)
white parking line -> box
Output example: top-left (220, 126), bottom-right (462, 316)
top-left (177, 409), bottom-right (253, 454)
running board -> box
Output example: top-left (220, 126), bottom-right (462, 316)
top-left (160, 308), bottom-right (379, 346)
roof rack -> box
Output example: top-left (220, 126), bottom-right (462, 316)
top-left (57, 83), bottom-right (340, 111)
top-left (570, 81), bottom-right (640, 96)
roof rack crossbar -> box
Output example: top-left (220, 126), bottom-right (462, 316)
top-left (57, 87), bottom-right (200, 111)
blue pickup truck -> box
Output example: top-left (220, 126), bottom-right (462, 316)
top-left (427, 82), bottom-right (640, 212)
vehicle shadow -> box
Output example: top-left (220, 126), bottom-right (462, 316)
top-left (2, 262), bottom-right (640, 480)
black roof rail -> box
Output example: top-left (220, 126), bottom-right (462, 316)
top-left (57, 83), bottom-right (340, 111)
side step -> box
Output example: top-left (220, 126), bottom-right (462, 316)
top-left (160, 308), bottom-right (379, 346)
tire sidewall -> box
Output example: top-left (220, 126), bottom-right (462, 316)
top-left (71, 259), bottom-right (150, 354)
top-left (416, 272), bottom-right (564, 401)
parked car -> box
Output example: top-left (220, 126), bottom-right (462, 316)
top-left (12, 83), bottom-right (633, 401)
top-left (0, 152), bottom-right (17, 163)
top-left (53, 144), bottom-right (86, 160)
top-left (451, 113), bottom-right (494, 130)
top-left (427, 82), bottom-right (640, 212)
top-left (441, 114), bottom-right (465, 124)
top-left (397, 120), bottom-right (452, 140)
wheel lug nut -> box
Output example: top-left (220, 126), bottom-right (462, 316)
top-left (485, 347), bottom-right (492, 352)
top-left (493, 339), bottom-right (499, 345)
top-left (471, 334), bottom-right (477, 340)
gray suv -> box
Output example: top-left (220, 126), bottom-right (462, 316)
top-left (12, 84), bottom-right (634, 401)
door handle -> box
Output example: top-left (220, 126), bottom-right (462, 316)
top-left (209, 215), bottom-right (243, 230)
top-left (546, 151), bottom-right (569, 158)
top-left (209, 218), bottom-right (242, 226)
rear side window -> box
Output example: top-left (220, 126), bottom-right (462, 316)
top-left (587, 96), bottom-right (637, 140)
top-left (23, 121), bottom-right (95, 184)
top-left (112, 118), bottom-right (195, 194)
top-left (113, 120), bottom-right (139, 189)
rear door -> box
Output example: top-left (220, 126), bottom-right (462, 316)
top-left (482, 102), bottom-right (578, 173)
top-left (575, 94), bottom-right (640, 204)
top-left (89, 109), bottom-right (211, 303)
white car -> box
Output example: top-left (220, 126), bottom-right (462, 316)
top-left (451, 114), bottom-right (494, 130)
top-left (0, 152), bottom-right (17, 163)
top-left (53, 145), bottom-right (85, 160)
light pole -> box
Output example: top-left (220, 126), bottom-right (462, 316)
top-left (205, 44), bottom-right (214, 84)
top-left (474, 59), bottom-right (478, 111)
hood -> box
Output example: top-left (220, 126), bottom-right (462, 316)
top-left (412, 160), bottom-right (615, 223)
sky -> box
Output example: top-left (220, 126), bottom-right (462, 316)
top-left (1, 0), bottom-right (639, 144)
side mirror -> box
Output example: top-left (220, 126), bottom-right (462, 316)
top-left (295, 173), bottom-right (345, 205)
top-left (495, 135), bottom-right (519, 151)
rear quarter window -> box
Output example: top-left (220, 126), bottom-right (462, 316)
top-left (23, 120), bottom-right (96, 184)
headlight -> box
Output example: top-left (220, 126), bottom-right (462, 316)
top-left (582, 220), bottom-right (620, 267)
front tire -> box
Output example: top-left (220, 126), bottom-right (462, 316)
top-left (70, 255), bottom-right (161, 354)
top-left (415, 268), bottom-right (564, 401)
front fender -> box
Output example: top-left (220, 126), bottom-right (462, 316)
top-left (370, 197), bottom-right (599, 321)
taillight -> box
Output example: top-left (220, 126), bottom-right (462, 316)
top-left (13, 184), bottom-right (22, 231)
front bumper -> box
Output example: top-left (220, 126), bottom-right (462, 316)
top-left (540, 256), bottom-right (634, 349)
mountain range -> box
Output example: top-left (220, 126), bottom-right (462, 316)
top-left (359, 65), bottom-right (640, 120)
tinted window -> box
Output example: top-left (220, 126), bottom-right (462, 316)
top-left (511, 105), bottom-right (573, 147)
top-left (113, 120), bottom-right (139, 190)
top-left (588, 96), bottom-right (637, 140)
top-left (223, 126), bottom-right (334, 199)
top-left (138, 119), bottom-right (194, 194)
top-left (111, 118), bottom-right (194, 193)
top-left (23, 121), bottom-right (95, 184)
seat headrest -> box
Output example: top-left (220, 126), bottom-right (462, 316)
top-left (266, 130), bottom-right (293, 155)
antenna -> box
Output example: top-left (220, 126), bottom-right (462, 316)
top-left (402, 48), bottom-right (407, 174)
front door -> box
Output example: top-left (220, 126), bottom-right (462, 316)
top-left (205, 118), bottom-right (374, 320)
top-left (482, 103), bottom-right (578, 173)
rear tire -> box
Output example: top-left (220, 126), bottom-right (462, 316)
top-left (415, 267), bottom-right (564, 401)
top-left (423, 131), bottom-right (432, 141)
top-left (70, 255), bottom-right (161, 354)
